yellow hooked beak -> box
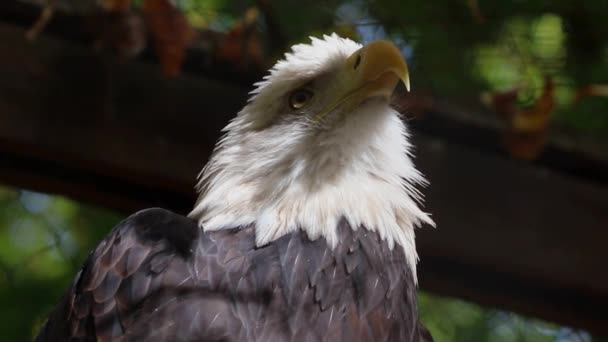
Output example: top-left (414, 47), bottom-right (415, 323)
top-left (347, 40), bottom-right (410, 93)
top-left (314, 40), bottom-right (410, 122)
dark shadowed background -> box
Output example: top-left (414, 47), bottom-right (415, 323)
top-left (0, 0), bottom-right (607, 341)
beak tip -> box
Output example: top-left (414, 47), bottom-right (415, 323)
top-left (404, 76), bottom-right (411, 92)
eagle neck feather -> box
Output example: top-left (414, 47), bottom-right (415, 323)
top-left (190, 103), bottom-right (432, 282)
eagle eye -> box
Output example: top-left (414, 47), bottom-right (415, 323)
top-left (289, 89), bottom-right (313, 110)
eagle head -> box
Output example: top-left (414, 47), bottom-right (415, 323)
top-left (190, 34), bottom-right (433, 281)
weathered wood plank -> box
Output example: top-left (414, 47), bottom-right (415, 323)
top-left (0, 19), bottom-right (607, 336)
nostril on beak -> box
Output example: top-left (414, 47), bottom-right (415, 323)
top-left (354, 54), bottom-right (362, 70)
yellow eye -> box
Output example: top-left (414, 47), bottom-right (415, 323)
top-left (289, 89), bottom-right (313, 109)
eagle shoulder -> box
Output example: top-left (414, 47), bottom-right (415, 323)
top-left (36, 208), bottom-right (200, 341)
top-left (36, 210), bottom-right (431, 341)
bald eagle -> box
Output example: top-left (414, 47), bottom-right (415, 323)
top-left (36, 34), bottom-right (434, 341)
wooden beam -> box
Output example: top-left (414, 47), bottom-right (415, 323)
top-left (3, 0), bottom-right (607, 185)
top-left (0, 16), bottom-right (607, 337)
top-left (0, 19), bottom-right (246, 209)
top-left (416, 138), bottom-right (608, 334)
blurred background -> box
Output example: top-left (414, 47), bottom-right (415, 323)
top-left (0, 0), bottom-right (607, 341)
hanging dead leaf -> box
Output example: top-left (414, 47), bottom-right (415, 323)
top-left (483, 77), bottom-right (554, 160)
top-left (481, 86), bottom-right (520, 119)
top-left (512, 78), bottom-right (554, 133)
top-left (99, 0), bottom-right (132, 12)
top-left (467, 0), bottom-right (486, 24)
top-left (143, 0), bottom-right (197, 77)
top-left (574, 84), bottom-right (608, 104)
top-left (215, 6), bottom-right (265, 70)
top-left (94, 11), bottom-right (147, 59)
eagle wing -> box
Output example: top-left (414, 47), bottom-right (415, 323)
top-left (35, 208), bottom-right (206, 341)
top-left (36, 208), bottom-right (431, 341)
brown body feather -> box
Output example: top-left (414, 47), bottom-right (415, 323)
top-left (36, 208), bottom-right (431, 341)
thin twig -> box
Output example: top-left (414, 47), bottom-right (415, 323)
top-left (26, 0), bottom-right (57, 41)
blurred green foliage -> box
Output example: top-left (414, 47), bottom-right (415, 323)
top-left (0, 184), bottom-right (595, 341)
top-left (418, 293), bottom-right (592, 342)
top-left (0, 185), bottom-right (121, 341)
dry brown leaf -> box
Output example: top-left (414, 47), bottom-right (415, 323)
top-left (574, 84), bottom-right (608, 104)
top-left (481, 86), bottom-right (520, 119)
top-left (512, 78), bottom-right (554, 133)
top-left (467, 0), bottom-right (486, 24)
top-left (143, 0), bottom-right (197, 77)
top-left (484, 77), bottom-right (554, 160)
top-left (99, 0), bottom-right (132, 12)
top-left (95, 12), bottom-right (147, 59)
top-left (215, 7), bottom-right (265, 70)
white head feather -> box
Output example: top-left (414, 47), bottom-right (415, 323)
top-left (189, 33), bottom-right (433, 281)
